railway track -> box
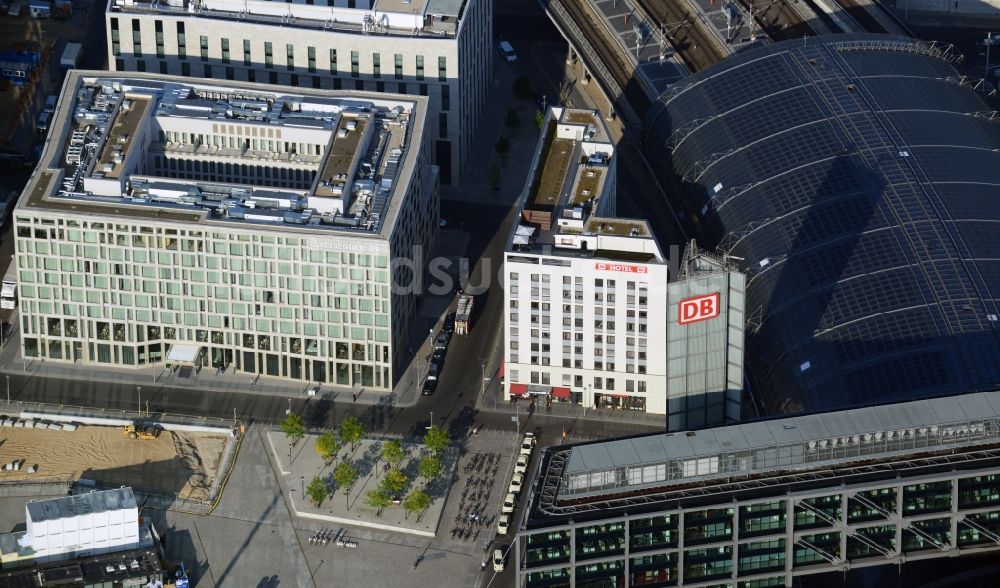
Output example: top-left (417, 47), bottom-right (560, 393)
top-left (555, 0), bottom-right (653, 114)
top-left (634, 0), bottom-right (728, 73)
top-left (737, 0), bottom-right (818, 42)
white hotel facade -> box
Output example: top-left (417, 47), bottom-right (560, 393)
top-left (105, 0), bottom-right (492, 186)
top-left (504, 108), bottom-right (670, 415)
top-left (14, 72), bottom-right (437, 392)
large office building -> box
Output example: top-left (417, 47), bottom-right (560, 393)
top-left (515, 391), bottom-right (1000, 587)
top-left (105, 0), bottom-right (493, 185)
top-left (14, 72), bottom-right (437, 392)
top-left (644, 35), bottom-right (1000, 414)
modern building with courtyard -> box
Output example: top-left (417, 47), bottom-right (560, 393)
top-left (13, 71), bottom-right (437, 392)
top-left (514, 390), bottom-right (1000, 587)
top-left (502, 107), bottom-right (744, 424)
top-left (105, 0), bottom-right (493, 185)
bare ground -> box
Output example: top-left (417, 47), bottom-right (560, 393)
top-left (0, 425), bottom-right (228, 502)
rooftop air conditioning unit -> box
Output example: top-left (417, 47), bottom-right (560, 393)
top-left (807, 440), bottom-right (816, 450)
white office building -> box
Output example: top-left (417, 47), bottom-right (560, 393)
top-left (105, 0), bottom-right (492, 186)
top-left (503, 108), bottom-right (670, 415)
top-left (14, 72), bottom-right (437, 392)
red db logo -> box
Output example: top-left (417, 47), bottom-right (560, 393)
top-left (678, 293), bottom-right (720, 325)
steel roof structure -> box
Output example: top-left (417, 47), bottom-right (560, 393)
top-left (644, 35), bottom-right (1000, 414)
top-left (528, 390), bottom-right (1000, 524)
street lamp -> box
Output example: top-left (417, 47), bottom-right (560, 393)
top-left (5, 374), bottom-right (9, 405)
top-left (480, 361), bottom-right (486, 395)
top-left (300, 475), bottom-right (305, 496)
top-left (136, 386), bottom-right (141, 417)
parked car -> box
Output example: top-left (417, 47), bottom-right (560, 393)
top-left (493, 549), bottom-right (505, 572)
top-left (43, 94), bottom-right (57, 114)
top-left (442, 313), bottom-right (455, 334)
top-left (515, 454), bottom-right (529, 475)
top-left (519, 432), bottom-right (536, 456)
top-left (498, 40), bottom-right (517, 63)
top-left (430, 349), bottom-right (446, 371)
top-left (434, 330), bottom-right (451, 350)
top-left (509, 473), bottom-right (524, 494)
top-left (497, 514), bottom-right (510, 535)
top-left (502, 493), bottom-right (516, 514)
top-left (36, 111), bottom-right (50, 134)
top-left (421, 377), bottom-right (438, 396)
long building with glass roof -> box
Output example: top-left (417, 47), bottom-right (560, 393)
top-left (514, 390), bottom-right (1000, 587)
top-left (643, 35), bottom-right (1000, 415)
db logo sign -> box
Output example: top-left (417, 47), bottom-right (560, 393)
top-left (678, 293), bottom-right (720, 325)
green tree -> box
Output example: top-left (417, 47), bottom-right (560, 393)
top-left (403, 489), bottom-right (432, 521)
top-left (305, 476), bottom-right (329, 507)
top-left (423, 425), bottom-right (450, 455)
top-left (494, 135), bottom-right (510, 158)
top-left (535, 110), bottom-right (544, 129)
top-left (513, 76), bottom-right (532, 101)
top-left (381, 439), bottom-right (405, 467)
top-left (339, 415), bottom-right (365, 451)
top-left (333, 462), bottom-right (359, 506)
top-left (505, 108), bottom-right (521, 129)
top-left (315, 431), bottom-right (342, 462)
top-left (418, 455), bottom-right (442, 482)
top-left (281, 414), bottom-right (304, 445)
top-left (364, 487), bottom-right (392, 516)
top-left (380, 468), bottom-right (409, 497)
top-left (488, 164), bottom-right (501, 191)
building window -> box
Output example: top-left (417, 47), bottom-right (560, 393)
top-left (248, 69), bottom-right (255, 82)
top-left (269, 71), bottom-right (277, 84)
top-left (176, 22), bottom-right (186, 59)
top-left (398, 82), bottom-right (407, 94)
top-left (376, 81), bottom-right (384, 92)
top-left (372, 52), bottom-right (380, 78)
top-left (415, 55), bottom-right (424, 80)
top-left (131, 19), bottom-right (142, 57)
top-left (438, 56), bottom-right (446, 81)
top-left (419, 83), bottom-right (427, 96)
top-left (290, 73), bottom-right (298, 86)
top-left (203, 64), bottom-right (211, 78)
top-left (439, 113), bottom-right (447, 139)
top-left (264, 42), bottom-right (273, 68)
top-left (312, 75), bottom-right (320, 89)
top-left (199, 35), bottom-right (208, 61)
top-left (226, 66), bottom-right (234, 80)
top-left (355, 79), bottom-right (363, 90)
top-left (307, 46), bottom-right (316, 73)
top-left (110, 18), bottom-right (120, 56)
top-left (333, 77), bottom-right (341, 90)
top-left (221, 38), bottom-right (230, 63)
top-left (180, 61), bottom-right (190, 76)
top-left (394, 53), bottom-right (402, 79)
top-left (243, 39), bottom-right (251, 66)
top-left (329, 48), bottom-right (337, 74)
top-left (159, 60), bottom-right (168, 74)
top-left (136, 59), bottom-right (146, 72)
top-left (154, 20), bottom-right (163, 58)
top-left (441, 84), bottom-right (450, 112)
top-left (286, 44), bottom-right (294, 70)
top-left (351, 50), bottom-right (359, 77)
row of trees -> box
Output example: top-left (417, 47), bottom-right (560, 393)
top-left (287, 414), bottom-right (451, 521)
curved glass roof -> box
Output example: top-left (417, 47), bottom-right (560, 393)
top-left (645, 36), bottom-right (1000, 413)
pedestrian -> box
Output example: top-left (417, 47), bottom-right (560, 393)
top-left (352, 392), bottom-right (357, 402)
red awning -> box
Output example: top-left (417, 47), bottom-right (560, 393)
top-left (509, 383), bottom-right (527, 396)
top-left (611, 394), bottom-right (630, 399)
top-left (499, 360), bottom-right (505, 378)
top-left (551, 387), bottom-right (571, 400)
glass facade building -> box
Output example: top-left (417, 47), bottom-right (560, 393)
top-left (14, 72), bottom-right (438, 392)
top-left (516, 391), bottom-right (1000, 586)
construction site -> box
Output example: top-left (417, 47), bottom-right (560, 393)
top-left (0, 418), bottom-right (229, 502)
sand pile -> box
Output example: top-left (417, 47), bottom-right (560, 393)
top-left (0, 424), bottom-right (227, 502)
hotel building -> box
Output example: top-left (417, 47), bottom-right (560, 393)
top-left (14, 71), bottom-right (437, 392)
top-left (105, 0), bottom-right (493, 185)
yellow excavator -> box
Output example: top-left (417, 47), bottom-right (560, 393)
top-left (124, 423), bottom-right (159, 440)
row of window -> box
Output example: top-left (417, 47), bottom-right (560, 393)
top-left (112, 19), bottom-right (449, 82)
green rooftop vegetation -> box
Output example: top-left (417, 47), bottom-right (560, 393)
top-left (572, 168), bottom-right (603, 205)
top-left (587, 218), bottom-right (647, 237)
top-left (527, 122), bottom-right (574, 209)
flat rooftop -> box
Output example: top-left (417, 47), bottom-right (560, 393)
top-left (27, 488), bottom-right (136, 523)
top-left (19, 72), bottom-right (425, 237)
top-left (109, 0), bottom-right (468, 38)
top-left (527, 390), bottom-right (1000, 526)
top-left (507, 107), bottom-right (662, 264)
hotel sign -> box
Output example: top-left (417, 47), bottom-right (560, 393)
top-left (595, 262), bottom-right (648, 274)
top-left (307, 239), bottom-right (384, 254)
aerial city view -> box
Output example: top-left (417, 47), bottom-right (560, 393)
top-left (0, 0), bottom-right (996, 586)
